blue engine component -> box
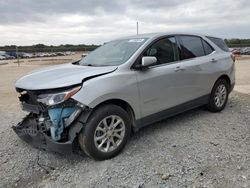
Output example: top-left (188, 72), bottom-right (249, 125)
top-left (48, 107), bottom-right (76, 141)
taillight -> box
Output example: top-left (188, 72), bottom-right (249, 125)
top-left (231, 53), bottom-right (236, 63)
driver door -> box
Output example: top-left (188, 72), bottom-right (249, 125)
top-left (135, 36), bottom-right (187, 120)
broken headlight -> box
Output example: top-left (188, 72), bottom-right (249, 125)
top-left (37, 86), bottom-right (81, 106)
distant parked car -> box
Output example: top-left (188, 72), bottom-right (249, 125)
top-left (0, 51), bottom-right (6, 56)
top-left (36, 53), bottom-right (47, 57)
top-left (241, 47), bottom-right (250, 55)
top-left (65, 51), bottom-right (73, 56)
top-left (0, 55), bottom-right (6, 60)
top-left (2, 54), bottom-right (15, 59)
top-left (56, 52), bottom-right (65, 56)
top-left (82, 52), bottom-right (89, 58)
top-left (22, 53), bottom-right (33, 58)
top-left (13, 32), bottom-right (235, 160)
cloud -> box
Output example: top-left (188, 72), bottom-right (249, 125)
top-left (0, 0), bottom-right (126, 24)
top-left (0, 0), bottom-right (249, 45)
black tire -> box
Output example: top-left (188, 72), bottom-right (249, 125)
top-left (207, 79), bottom-right (229, 112)
top-left (78, 104), bottom-right (131, 160)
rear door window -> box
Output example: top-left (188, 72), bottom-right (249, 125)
top-left (178, 36), bottom-right (205, 60)
top-left (207, 37), bottom-right (229, 52)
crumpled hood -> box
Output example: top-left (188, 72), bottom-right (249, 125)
top-left (15, 63), bottom-right (117, 90)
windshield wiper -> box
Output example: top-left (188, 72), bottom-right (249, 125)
top-left (83, 64), bottom-right (108, 67)
top-left (81, 64), bottom-right (95, 66)
top-left (82, 63), bottom-right (114, 67)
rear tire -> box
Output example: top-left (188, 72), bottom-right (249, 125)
top-left (207, 79), bottom-right (229, 112)
top-left (78, 104), bottom-right (131, 160)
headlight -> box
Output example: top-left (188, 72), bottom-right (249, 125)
top-left (37, 86), bottom-right (81, 106)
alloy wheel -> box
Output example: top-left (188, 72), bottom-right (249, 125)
top-left (214, 84), bottom-right (227, 108)
top-left (94, 115), bottom-right (125, 153)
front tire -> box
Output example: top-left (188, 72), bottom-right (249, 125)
top-left (78, 104), bottom-right (131, 160)
top-left (207, 79), bottom-right (229, 112)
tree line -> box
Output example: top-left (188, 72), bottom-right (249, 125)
top-left (225, 39), bottom-right (250, 48)
top-left (0, 44), bottom-right (100, 53)
top-left (0, 39), bottom-right (249, 53)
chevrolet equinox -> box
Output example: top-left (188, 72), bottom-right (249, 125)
top-left (13, 33), bottom-right (235, 160)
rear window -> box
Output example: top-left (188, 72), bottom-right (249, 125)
top-left (207, 37), bottom-right (229, 52)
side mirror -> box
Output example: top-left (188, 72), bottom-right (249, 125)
top-left (141, 56), bottom-right (157, 67)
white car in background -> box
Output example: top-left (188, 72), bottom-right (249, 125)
top-left (82, 52), bottom-right (89, 58)
top-left (22, 53), bottom-right (33, 58)
top-left (0, 55), bottom-right (6, 60)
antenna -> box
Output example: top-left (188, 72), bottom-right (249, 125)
top-left (136, 22), bottom-right (139, 35)
top-left (16, 46), bottom-right (20, 67)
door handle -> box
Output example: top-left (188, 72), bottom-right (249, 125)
top-left (211, 58), bottom-right (217, 63)
top-left (174, 66), bottom-right (185, 72)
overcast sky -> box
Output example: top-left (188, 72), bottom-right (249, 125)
top-left (0, 0), bottom-right (249, 45)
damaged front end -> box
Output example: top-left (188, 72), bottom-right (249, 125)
top-left (12, 86), bottom-right (90, 154)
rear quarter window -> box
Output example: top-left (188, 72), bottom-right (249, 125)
top-left (202, 39), bottom-right (214, 55)
top-left (178, 36), bottom-right (205, 60)
top-left (207, 37), bottom-right (230, 52)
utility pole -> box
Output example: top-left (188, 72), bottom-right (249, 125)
top-left (16, 46), bottom-right (20, 67)
top-left (136, 22), bottom-right (139, 35)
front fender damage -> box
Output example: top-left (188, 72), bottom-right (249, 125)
top-left (13, 69), bottom-right (116, 155)
top-left (12, 106), bottom-right (92, 155)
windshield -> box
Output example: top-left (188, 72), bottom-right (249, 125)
top-left (79, 38), bottom-right (147, 66)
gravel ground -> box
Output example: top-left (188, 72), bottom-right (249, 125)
top-left (0, 92), bottom-right (249, 188)
top-left (0, 58), bottom-right (250, 188)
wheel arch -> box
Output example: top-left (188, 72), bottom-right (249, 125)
top-left (214, 74), bottom-right (232, 91)
top-left (218, 74), bottom-right (231, 84)
top-left (89, 99), bottom-right (137, 132)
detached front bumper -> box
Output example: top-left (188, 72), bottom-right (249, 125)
top-left (12, 114), bottom-right (84, 155)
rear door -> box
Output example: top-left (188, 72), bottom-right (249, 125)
top-left (175, 35), bottom-right (216, 99)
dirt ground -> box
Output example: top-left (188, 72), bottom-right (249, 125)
top-left (234, 56), bottom-right (250, 95)
top-left (0, 55), bottom-right (249, 187)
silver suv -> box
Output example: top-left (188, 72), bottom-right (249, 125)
top-left (13, 33), bottom-right (235, 160)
